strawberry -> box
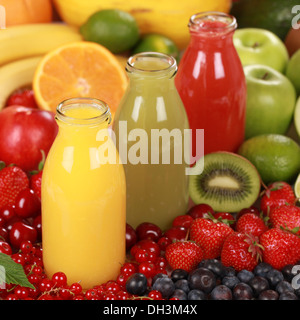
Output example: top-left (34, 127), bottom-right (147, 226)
top-left (189, 213), bottom-right (234, 259)
top-left (259, 227), bottom-right (300, 270)
top-left (29, 150), bottom-right (45, 200)
top-left (221, 232), bottom-right (263, 272)
top-left (236, 213), bottom-right (269, 237)
top-left (165, 240), bottom-right (203, 272)
top-left (0, 164), bottom-right (29, 208)
top-left (269, 204), bottom-right (300, 235)
top-left (213, 212), bottom-right (236, 229)
top-left (260, 181), bottom-right (296, 216)
top-left (30, 170), bottom-right (43, 200)
top-left (6, 88), bottom-right (38, 108)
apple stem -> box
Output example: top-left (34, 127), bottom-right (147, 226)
top-left (261, 72), bottom-right (269, 80)
top-left (252, 42), bottom-right (260, 49)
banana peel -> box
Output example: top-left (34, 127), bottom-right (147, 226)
top-left (0, 56), bottom-right (43, 110)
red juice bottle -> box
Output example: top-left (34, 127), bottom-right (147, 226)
top-left (175, 12), bottom-right (246, 161)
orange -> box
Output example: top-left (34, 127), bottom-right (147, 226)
top-left (33, 41), bottom-right (128, 115)
top-left (0, 0), bottom-right (53, 26)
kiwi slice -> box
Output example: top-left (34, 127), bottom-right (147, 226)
top-left (189, 152), bottom-right (261, 213)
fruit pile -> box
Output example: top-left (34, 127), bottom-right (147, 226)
top-left (0, 160), bottom-right (299, 300)
top-left (1, 0), bottom-right (300, 302)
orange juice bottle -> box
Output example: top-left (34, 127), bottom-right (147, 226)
top-left (41, 98), bottom-right (126, 289)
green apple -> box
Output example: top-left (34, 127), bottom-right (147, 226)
top-left (294, 96), bottom-right (300, 139)
top-left (233, 28), bottom-right (289, 73)
top-left (286, 49), bottom-right (300, 96)
top-left (244, 64), bottom-right (296, 139)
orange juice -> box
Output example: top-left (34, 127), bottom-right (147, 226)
top-left (41, 98), bottom-right (126, 289)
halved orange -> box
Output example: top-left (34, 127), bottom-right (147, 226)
top-left (33, 41), bottom-right (128, 116)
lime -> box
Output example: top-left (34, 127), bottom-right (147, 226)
top-left (132, 34), bottom-right (180, 61)
top-left (238, 134), bottom-right (300, 185)
top-left (286, 49), bottom-right (300, 96)
top-left (80, 9), bottom-right (140, 54)
top-left (294, 173), bottom-right (300, 198)
top-left (294, 96), bottom-right (300, 139)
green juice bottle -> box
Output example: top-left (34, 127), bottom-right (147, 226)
top-left (113, 52), bottom-right (190, 231)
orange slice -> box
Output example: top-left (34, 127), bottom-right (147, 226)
top-left (33, 41), bottom-right (128, 116)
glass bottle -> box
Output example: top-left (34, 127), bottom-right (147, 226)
top-left (113, 52), bottom-right (190, 231)
top-left (41, 97), bottom-right (126, 289)
top-left (175, 11), bottom-right (247, 160)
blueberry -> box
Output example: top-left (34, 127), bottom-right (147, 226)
top-left (152, 273), bottom-right (168, 285)
top-left (223, 266), bottom-right (236, 277)
top-left (222, 275), bottom-right (240, 289)
top-left (126, 273), bottom-right (148, 296)
top-left (188, 267), bottom-right (216, 294)
top-left (170, 289), bottom-right (188, 300)
top-left (199, 259), bottom-right (226, 278)
top-left (276, 280), bottom-right (294, 295)
top-left (232, 282), bottom-right (253, 300)
top-left (171, 269), bottom-right (189, 282)
top-left (254, 262), bottom-right (273, 278)
top-left (175, 279), bottom-right (190, 293)
top-left (265, 269), bottom-right (284, 289)
top-left (152, 276), bottom-right (175, 299)
top-left (237, 269), bottom-right (254, 283)
top-left (248, 276), bottom-right (269, 297)
top-left (210, 285), bottom-right (232, 300)
top-left (258, 290), bottom-right (279, 300)
top-left (281, 264), bottom-right (295, 282)
top-left (187, 289), bottom-right (207, 300)
top-left (279, 291), bottom-right (298, 300)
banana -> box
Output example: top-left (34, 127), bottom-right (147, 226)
top-left (53, 0), bottom-right (231, 49)
top-left (0, 56), bottom-right (43, 109)
top-left (0, 23), bottom-right (82, 65)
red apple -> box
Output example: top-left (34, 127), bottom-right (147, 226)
top-left (0, 106), bottom-right (58, 172)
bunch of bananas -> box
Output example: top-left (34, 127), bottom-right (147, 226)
top-left (0, 23), bottom-right (82, 109)
top-left (53, 0), bottom-right (231, 50)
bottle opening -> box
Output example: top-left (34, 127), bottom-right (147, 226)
top-left (56, 97), bottom-right (112, 126)
top-left (189, 11), bottom-right (237, 35)
top-left (126, 52), bottom-right (177, 77)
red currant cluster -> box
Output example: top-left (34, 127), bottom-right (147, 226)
top-left (0, 212), bottom-right (195, 300)
top-left (0, 187), bottom-right (42, 250)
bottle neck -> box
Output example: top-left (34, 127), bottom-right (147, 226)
top-left (188, 11), bottom-right (236, 48)
top-left (55, 98), bottom-right (111, 142)
top-left (126, 52), bottom-right (177, 88)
